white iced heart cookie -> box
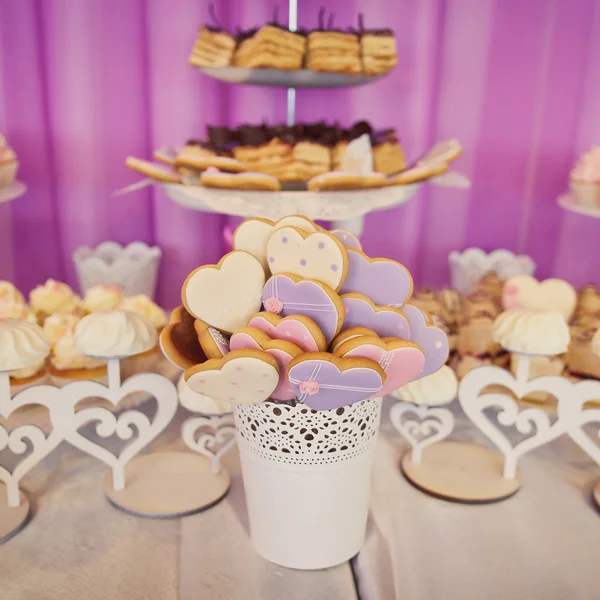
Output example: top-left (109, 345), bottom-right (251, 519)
top-left (184, 350), bottom-right (280, 405)
top-left (502, 275), bottom-right (576, 320)
top-left (266, 226), bottom-right (348, 291)
top-left (182, 251), bottom-right (265, 334)
top-left (233, 215), bottom-right (319, 270)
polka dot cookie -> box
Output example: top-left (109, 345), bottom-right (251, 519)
top-left (266, 226), bottom-right (348, 291)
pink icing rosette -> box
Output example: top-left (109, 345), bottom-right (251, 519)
top-left (298, 380), bottom-right (320, 396)
top-left (264, 296), bottom-right (284, 314)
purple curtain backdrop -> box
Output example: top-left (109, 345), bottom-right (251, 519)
top-left (0, 0), bottom-right (599, 308)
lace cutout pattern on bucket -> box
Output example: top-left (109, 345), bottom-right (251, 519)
top-left (234, 399), bottom-right (382, 466)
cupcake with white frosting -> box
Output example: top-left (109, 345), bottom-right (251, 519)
top-left (43, 313), bottom-right (82, 347)
top-left (570, 146), bottom-right (600, 208)
top-left (493, 309), bottom-right (570, 355)
top-left (177, 374), bottom-right (232, 415)
top-left (0, 300), bottom-right (37, 324)
top-left (0, 281), bottom-right (24, 305)
top-left (0, 135), bottom-right (18, 189)
top-left (82, 285), bottom-right (124, 313)
top-left (391, 365), bottom-right (458, 406)
top-left (0, 319), bottom-right (50, 391)
top-left (29, 279), bottom-right (82, 322)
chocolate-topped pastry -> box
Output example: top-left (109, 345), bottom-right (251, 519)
top-left (303, 121), bottom-right (330, 140)
top-left (357, 13), bottom-right (398, 76)
top-left (307, 10), bottom-right (361, 75)
top-left (371, 127), bottom-right (406, 175)
top-left (269, 124), bottom-right (304, 144)
top-left (207, 126), bottom-right (233, 150)
top-left (349, 120), bottom-right (373, 140)
top-left (236, 124), bottom-right (270, 147)
top-left (189, 6), bottom-right (236, 68)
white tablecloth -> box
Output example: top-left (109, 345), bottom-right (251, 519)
top-left (1, 402), bottom-right (600, 599)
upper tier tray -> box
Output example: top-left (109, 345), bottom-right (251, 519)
top-left (0, 181), bottom-right (26, 204)
top-left (557, 193), bottom-right (600, 219)
top-left (196, 66), bottom-right (388, 88)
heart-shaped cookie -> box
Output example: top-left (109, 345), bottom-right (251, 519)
top-left (339, 249), bottom-right (413, 306)
top-left (330, 229), bottom-right (363, 251)
top-left (502, 275), bottom-right (576, 320)
top-left (342, 293), bottom-right (410, 338)
top-left (233, 215), bottom-right (319, 270)
top-left (198, 327), bottom-right (230, 359)
top-left (287, 353), bottom-right (385, 410)
top-left (266, 226), bottom-right (348, 291)
top-left (248, 312), bottom-right (327, 352)
top-left (334, 336), bottom-right (425, 396)
top-left (262, 273), bottom-right (344, 342)
top-left (159, 306), bottom-right (207, 370)
top-left (230, 327), bottom-right (303, 401)
top-left (402, 304), bottom-right (449, 379)
top-left (185, 349), bottom-right (280, 404)
top-left (330, 327), bottom-right (378, 353)
top-left (183, 250), bottom-right (266, 334)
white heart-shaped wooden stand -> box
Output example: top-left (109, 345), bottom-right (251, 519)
top-left (458, 360), bottom-right (580, 479)
top-left (0, 373), bottom-right (65, 542)
top-left (389, 402), bottom-right (454, 464)
top-left (181, 414), bottom-right (237, 474)
top-left (52, 360), bottom-right (178, 492)
top-left (555, 377), bottom-right (600, 509)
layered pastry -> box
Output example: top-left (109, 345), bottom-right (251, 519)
top-left (234, 24), bottom-right (306, 70)
top-left (570, 146), bottom-right (600, 208)
top-left (189, 25), bottom-right (236, 68)
top-left (456, 354), bottom-right (492, 380)
top-left (357, 15), bottom-right (398, 76)
top-left (476, 272), bottom-right (504, 304)
top-left (29, 279), bottom-right (82, 322)
top-left (82, 285), bottom-right (124, 313)
top-left (0, 135), bottom-right (18, 189)
top-left (306, 19), bottom-right (361, 75)
top-left (0, 319), bottom-right (50, 391)
top-left (492, 309), bottom-right (570, 356)
top-left (391, 365), bottom-right (457, 406)
top-left (371, 130), bottom-right (406, 175)
top-left (574, 285), bottom-right (600, 319)
top-left (508, 353), bottom-right (565, 402)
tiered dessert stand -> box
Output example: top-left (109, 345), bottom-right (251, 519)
top-left (151, 0), bottom-right (468, 236)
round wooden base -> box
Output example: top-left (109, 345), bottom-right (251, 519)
top-left (401, 441), bottom-right (521, 504)
top-left (105, 452), bottom-right (230, 518)
top-left (0, 486), bottom-right (31, 543)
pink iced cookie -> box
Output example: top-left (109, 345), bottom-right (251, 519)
top-left (334, 336), bottom-right (425, 396)
top-left (230, 326), bottom-right (303, 401)
top-left (247, 312), bottom-right (327, 352)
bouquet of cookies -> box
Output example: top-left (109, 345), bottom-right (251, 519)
top-left (189, 8), bottom-right (398, 77)
top-left (160, 215), bottom-right (449, 410)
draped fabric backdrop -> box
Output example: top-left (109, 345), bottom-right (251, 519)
top-left (0, 0), bottom-right (599, 308)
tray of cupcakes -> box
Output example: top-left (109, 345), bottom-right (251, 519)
top-left (190, 8), bottom-right (397, 86)
top-left (0, 280), bottom-right (177, 429)
top-left (123, 121), bottom-right (465, 220)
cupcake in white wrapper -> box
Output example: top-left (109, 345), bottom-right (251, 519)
top-left (73, 241), bottom-right (161, 298)
top-left (234, 398), bottom-right (382, 570)
top-left (570, 146), bottom-right (600, 208)
top-left (391, 365), bottom-right (458, 406)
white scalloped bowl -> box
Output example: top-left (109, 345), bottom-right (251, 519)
top-left (449, 248), bottom-right (536, 295)
top-left (73, 241), bottom-right (161, 298)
